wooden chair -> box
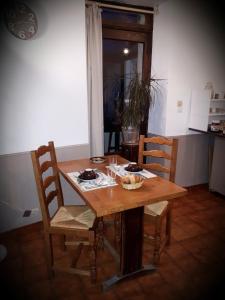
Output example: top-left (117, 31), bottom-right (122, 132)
top-left (31, 141), bottom-right (102, 282)
top-left (138, 135), bottom-right (178, 264)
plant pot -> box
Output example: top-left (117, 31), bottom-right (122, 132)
top-left (122, 126), bottom-right (139, 144)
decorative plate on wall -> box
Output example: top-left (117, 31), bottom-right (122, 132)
top-left (4, 1), bottom-right (38, 40)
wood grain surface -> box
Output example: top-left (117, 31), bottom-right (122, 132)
top-left (57, 155), bottom-right (187, 217)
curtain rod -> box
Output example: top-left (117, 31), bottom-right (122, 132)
top-left (85, 1), bottom-right (154, 15)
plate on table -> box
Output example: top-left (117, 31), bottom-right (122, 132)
top-left (124, 165), bottom-right (143, 173)
top-left (90, 156), bottom-right (106, 164)
top-left (78, 170), bottom-right (99, 182)
top-left (78, 176), bottom-right (99, 183)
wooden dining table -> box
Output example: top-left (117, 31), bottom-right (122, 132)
top-left (57, 155), bottom-right (187, 290)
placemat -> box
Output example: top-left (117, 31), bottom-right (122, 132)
top-left (67, 171), bottom-right (118, 192)
top-left (107, 164), bottom-right (157, 178)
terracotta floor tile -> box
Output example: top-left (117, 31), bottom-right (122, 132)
top-left (101, 259), bottom-right (118, 277)
top-left (148, 283), bottom-right (183, 300)
top-left (85, 290), bottom-right (118, 300)
top-left (80, 275), bottom-right (103, 295)
top-left (200, 198), bottom-right (224, 209)
top-left (2, 283), bottom-right (26, 300)
top-left (174, 215), bottom-right (207, 234)
top-left (19, 228), bottom-right (43, 243)
top-left (181, 240), bottom-right (225, 271)
top-left (165, 242), bottom-right (191, 259)
top-left (62, 293), bottom-right (87, 300)
top-left (0, 238), bottom-right (21, 260)
top-left (20, 237), bottom-right (45, 255)
top-left (158, 260), bottom-right (184, 281)
top-left (25, 280), bottom-right (53, 300)
top-left (185, 199), bottom-right (208, 211)
top-left (114, 277), bottom-right (143, 299)
top-left (1, 186), bottom-right (225, 300)
top-left (51, 274), bottom-right (86, 299)
top-left (214, 227), bottom-right (225, 241)
top-left (1, 268), bottom-right (25, 296)
top-left (175, 255), bottom-right (200, 274)
top-left (121, 295), bottom-right (148, 300)
top-left (138, 271), bottom-right (165, 293)
top-left (189, 269), bottom-right (225, 300)
top-left (171, 224), bottom-right (194, 241)
top-left (172, 205), bottom-right (195, 217)
top-left (192, 233), bottom-right (223, 250)
top-left (183, 222), bottom-right (207, 236)
top-left (22, 248), bottom-right (47, 268)
top-left (23, 263), bottom-right (49, 284)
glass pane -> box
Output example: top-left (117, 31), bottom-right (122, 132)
top-left (102, 8), bottom-right (146, 25)
top-left (103, 39), bottom-right (143, 152)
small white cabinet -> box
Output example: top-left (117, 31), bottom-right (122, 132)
top-left (189, 90), bottom-right (225, 132)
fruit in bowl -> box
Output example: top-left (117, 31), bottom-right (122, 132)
top-left (124, 162), bottom-right (143, 172)
top-left (78, 169), bottom-right (98, 180)
top-left (121, 174), bottom-right (144, 190)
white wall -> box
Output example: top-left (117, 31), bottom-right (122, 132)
top-left (0, 0), bottom-right (91, 233)
top-left (149, 0), bottom-right (225, 136)
top-left (0, 0), bottom-right (89, 155)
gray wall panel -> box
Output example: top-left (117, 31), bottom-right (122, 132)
top-left (0, 143), bottom-right (90, 233)
top-left (209, 137), bottom-right (225, 195)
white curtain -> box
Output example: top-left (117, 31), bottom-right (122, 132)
top-left (86, 4), bottom-right (104, 156)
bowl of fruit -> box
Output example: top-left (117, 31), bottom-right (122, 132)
top-left (120, 174), bottom-right (144, 190)
top-left (78, 169), bottom-right (98, 181)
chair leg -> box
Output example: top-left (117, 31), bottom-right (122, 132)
top-left (44, 233), bottom-right (54, 278)
top-left (89, 231), bottom-right (97, 283)
top-left (153, 217), bottom-right (162, 265)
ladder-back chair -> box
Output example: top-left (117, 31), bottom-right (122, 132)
top-left (138, 135), bottom-right (178, 264)
top-left (31, 141), bottom-right (101, 282)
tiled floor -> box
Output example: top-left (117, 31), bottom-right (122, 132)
top-left (1, 185), bottom-right (225, 300)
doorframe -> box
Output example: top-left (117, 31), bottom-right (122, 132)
top-left (102, 12), bottom-right (153, 82)
top-left (102, 9), bottom-right (153, 149)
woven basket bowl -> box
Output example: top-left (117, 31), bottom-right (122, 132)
top-left (121, 177), bottom-right (144, 190)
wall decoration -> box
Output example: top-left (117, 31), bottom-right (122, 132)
top-left (4, 1), bottom-right (38, 40)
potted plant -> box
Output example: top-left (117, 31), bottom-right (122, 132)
top-left (121, 73), bottom-right (160, 144)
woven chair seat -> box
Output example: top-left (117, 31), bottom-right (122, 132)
top-left (144, 201), bottom-right (168, 216)
top-left (51, 205), bottom-right (96, 229)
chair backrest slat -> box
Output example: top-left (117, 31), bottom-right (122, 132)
top-left (143, 136), bottom-right (173, 146)
top-left (143, 150), bottom-right (171, 160)
top-left (40, 161), bottom-right (54, 174)
top-left (31, 141), bottom-right (64, 228)
top-left (46, 190), bottom-right (58, 206)
top-left (36, 145), bottom-right (51, 157)
top-left (138, 135), bottom-right (178, 182)
top-left (43, 175), bottom-right (57, 190)
top-left (144, 163), bottom-right (170, 174)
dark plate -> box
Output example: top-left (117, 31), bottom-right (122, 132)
top-left (124, 166), bottom-right (143, 173)
top-left (78, 173), bottom-right (99, 181)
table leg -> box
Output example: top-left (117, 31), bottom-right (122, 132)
top-left (102, 207), bottom-right (155, 291)
top-left (120, 207), bottom-right (143, 274)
